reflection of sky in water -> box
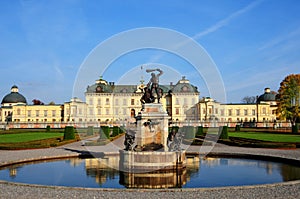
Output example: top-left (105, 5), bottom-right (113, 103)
top-left (0, 157), bottom-right (300, 188)
top-left (184, 158), bottom-right (285, 188)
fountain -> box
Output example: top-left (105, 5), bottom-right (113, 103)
top-left (119, 68), bottom-right (186, 187)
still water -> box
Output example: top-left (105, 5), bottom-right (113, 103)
top-left (0, 157), bottom-right (299, 188)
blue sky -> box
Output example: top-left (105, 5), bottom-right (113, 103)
top-left (0, 0), bottom-right (299, 104)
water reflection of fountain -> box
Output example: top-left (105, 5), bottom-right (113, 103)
top-left (85, 158), bottom-right (120, 185)
top-left (120, 169), bottom-right (187, 188)
top-left (84, 154), bottom-right (200, 188)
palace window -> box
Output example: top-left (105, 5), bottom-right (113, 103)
top-left (35, 110), bottom-right (39, 117)
top-left (52, 110), bottom-right (56, 117)
top-left (89, 98), bottom-right (93, 105)
top-left (71, 107), bottom-right (76, 115)
top-left (236, 109), bottom-right (240, 116)
top-left (106, 98), bottom-right (109, 105)
top-left (262, 107), bottom-right (266, 114)
top-left (97, 99), bottom-right (101, 105)
top-left (244, 109), bottom-right (248, 116)
top-left (17, 108), bottom-right (21, 115)
top-left (220, 109), bottom-right (224, 116)
top-left (175, 108), bottom-right (179, 115)
top-left (228, 109), bottom-right (232, 116)
top-left (97, 108), bottom-right (101, 115)
top-left (89, 108), bottom-right (93, 115)
top-left (252, 109), bottom-right (256, 116)
top-left (44, 110), bottom-right (48, 117)
top-left (183, 98), bottom-right (188, 105)
top-left (28, 110), bottom-right (31, 117)
top-left (115, 108), bottom-right (119, 115)
top-left (131, 99), bottom-right (135, 105)
top-left (115, 99), bottom-right (119, 106)
top-left (123, 99), bottom-right (127, 106)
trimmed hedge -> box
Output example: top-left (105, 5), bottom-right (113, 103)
top-left (235, 125), bottom-right (241, 132)
top-left (182, 126), bottom-right (196, 140)
top-left (87, 126), bottom-right (94, 136)
top-left (46, 125), bottom-right (51, 132)
top-left (219, 126), bottom-right (229, 139)
top-left (292, 124), bottom-right (299, 134)
top-left (111, 126), bottom-right (119, 137)
top-left (171, 126), bottom-right (179, 133)
top-left (63, 126), bottom-right (75, 140)
top-left (99, 126), bottom-right (110, 140)
top-left (196, 126), bottom-right (204, 136)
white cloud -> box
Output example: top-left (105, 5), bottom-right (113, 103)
top-left (193, 0), bottom-right (263, 40)
top-left (148, 0), bottom-right (263, 63)
top-left (225, 67), bottom-right (288, 93)
top-left (259, 27), bottom-right (300, 51)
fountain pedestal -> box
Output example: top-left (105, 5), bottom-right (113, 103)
top-left (120, 103), bottom-right (186, 174)
top-left (135, 103), bottom-right (169, 151)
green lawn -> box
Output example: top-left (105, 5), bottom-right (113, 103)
top-left (0, 132), bottom-right (64, 143)
top-left (228, 132), bottom-right (300, 143)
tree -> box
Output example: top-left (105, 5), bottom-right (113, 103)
top-left (241, 96), bottom-right (256, 104)
top-left (32, 99), bottom-right (44, 105)
top-left (276, 74), bottom-right (300, 129)
top-left (48, 101), bottom-right (55, 105)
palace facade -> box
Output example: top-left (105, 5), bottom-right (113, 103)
top-left (64, 76), bottom-right (199, 123)
top-left (0, 77), bottom-right (278, 127)
top-left (198, 88), bottom-right (277, 124)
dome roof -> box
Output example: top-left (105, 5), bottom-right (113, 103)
top-left (1, 85), bottom-right (27, 104)
top-left (171, 76), bottom-right (198, 93)
top-left (257, 88), bottom-right (276, 103)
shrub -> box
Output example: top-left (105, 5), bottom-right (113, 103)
top-left (87, 126), bottom-right (94, 136)
top-left (292, 124), bottom-right (299, 134)
top-left (119, 126), bottom-right (126, 134)
top-left (182, 126), bottom-right (196, 140)
top-left (196, 126), bottom-right (204, 136)
top-left (99, 126), bottom-right (110, 140)
top-left (46, 125), bottom-right (51, 132)
top-left (64, 126), bottom-right (75, 140)
top-left (235, 125), bottom-right (241, 132)
top-left (219, 126), bottom-right (229, 139)
top-left (112, 126), bottom-right (120, 137)
top-left (171, 126), bottom-right (179, 133)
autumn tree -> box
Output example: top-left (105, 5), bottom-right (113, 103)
top-left (276, 74), bottom-right (300, 133)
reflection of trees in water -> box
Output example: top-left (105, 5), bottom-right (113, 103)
top-left (281, 164), bottom-right (300, 181)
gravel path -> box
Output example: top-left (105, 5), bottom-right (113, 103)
top-left (0, 136), bottom-right (300, 199)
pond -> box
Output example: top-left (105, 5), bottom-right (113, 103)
top-left (0, 156), bottom-right (300, 189)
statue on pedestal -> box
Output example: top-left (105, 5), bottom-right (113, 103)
top-left (141, 68), bottom-right (163, 103)
top-left (124, 129), bottom-right (136, 151)
top-left (167, 129), bottom-right (183, 151)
